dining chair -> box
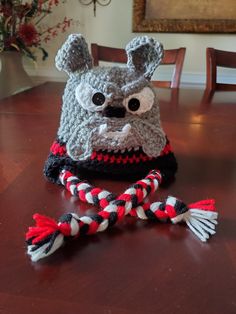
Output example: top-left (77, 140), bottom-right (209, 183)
top-left (91, 43), bottom-right (186, 89)
top-left (201, 48), bottom-right (236, 107)
top-left (205, 47), bottom-right (236, 91)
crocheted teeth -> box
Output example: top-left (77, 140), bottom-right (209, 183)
top-left (98, 123), bottom-right (131, 140)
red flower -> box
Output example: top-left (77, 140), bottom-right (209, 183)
top-left (18, 23), bottom-right (39, 46)
top-left (0, 4), bottom-right (12, 17)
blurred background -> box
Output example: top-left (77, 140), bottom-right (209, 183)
top-left (2, 0), bottom-right (236, 88)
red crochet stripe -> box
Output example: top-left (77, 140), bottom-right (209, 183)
top-left (50, 141), bottom-right (173, 163)
top-left (90, 151), bottom-right (153, 164)
top-left (90, 144), bottom-right (173, 165)
top-left (50, 141), bottom-right (67, 156)
top-left (160, 143), bottom-right (172, 156)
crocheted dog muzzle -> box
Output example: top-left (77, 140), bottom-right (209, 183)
top-left (26, 34), bottom-right (218, 262)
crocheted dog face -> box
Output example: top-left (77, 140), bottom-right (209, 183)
top-left (45, 34), bottom-right (177, 182)
top-left (56, 34), bottom-right (165, 160)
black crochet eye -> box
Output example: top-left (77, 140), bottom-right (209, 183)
top-left (128, 98), bottom-right (140, 111)
top-left (123, 87), bottom-right (154, 115)
top-left (92, 92), bottom-right (105, 106)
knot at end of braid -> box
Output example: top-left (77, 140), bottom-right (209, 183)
top-left (26, 213), bottom-right (80, 262)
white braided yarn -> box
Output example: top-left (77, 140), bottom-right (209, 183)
top-left (28, 234), bottom-right (64, 262)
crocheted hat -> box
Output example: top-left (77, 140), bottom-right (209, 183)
top-left (44, 34), bottom-right (177, 183)
top-left (26, 34), bottom-right (218, 262)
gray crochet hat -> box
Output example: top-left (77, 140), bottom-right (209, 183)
top-left (44, 34), bottom-right (177, 183)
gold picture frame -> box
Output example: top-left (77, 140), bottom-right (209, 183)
top-left (133, 0), bottom-right (236, 33)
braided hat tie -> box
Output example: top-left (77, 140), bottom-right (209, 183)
top-left (26, 169), bottom-right (218, 262)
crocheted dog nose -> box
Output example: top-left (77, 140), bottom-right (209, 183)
top-left (102, 105), bottom-right (126, 118)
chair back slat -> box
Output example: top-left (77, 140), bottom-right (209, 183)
top-left (215, 49), bottom-right (236, 68)
top-left (91, 43), bottom-right (186, 89)
top-left (206, 48), bottom-right (236, 91)
top-left (91, 44), bottom-right (127, 66)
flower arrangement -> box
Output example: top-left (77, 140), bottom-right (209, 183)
top-left (0, 0), bottom-right (73, 61)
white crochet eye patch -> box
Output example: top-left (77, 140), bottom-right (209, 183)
top-left (123, 87), bottom-right (154, 115)
top-left (75, 82), bottom-right (109, 112)
top-left (76, 83), bottom-right (154, 115)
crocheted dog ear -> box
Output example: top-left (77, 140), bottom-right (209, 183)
top-left (55, 34), bottom-right (93, 75)
top-left (126, 36), bottom-right (163, 80)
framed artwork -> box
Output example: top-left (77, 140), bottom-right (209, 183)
top-left (133, 0), bottom-right (236, 33)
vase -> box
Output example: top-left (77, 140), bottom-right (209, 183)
top-left (0, 51), bottom-right (34, 99)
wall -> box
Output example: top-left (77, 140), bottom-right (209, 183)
top-left (24, 0), bottom-right (82, 81)
top-left (26, 0), bottom-right (236, 86)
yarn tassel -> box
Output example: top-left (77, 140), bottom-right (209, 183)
top-left (131, 197), bottom-right (218, 242)
top-left (171, 199), bottom-right (218, 242)
top-left (26, 212), bottom-right (83, 262)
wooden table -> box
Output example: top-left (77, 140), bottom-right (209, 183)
top-left (0, 83), bottom-right (236, 314)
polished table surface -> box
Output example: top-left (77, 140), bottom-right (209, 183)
top-left (0, 83), bottom-right (236, 314)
